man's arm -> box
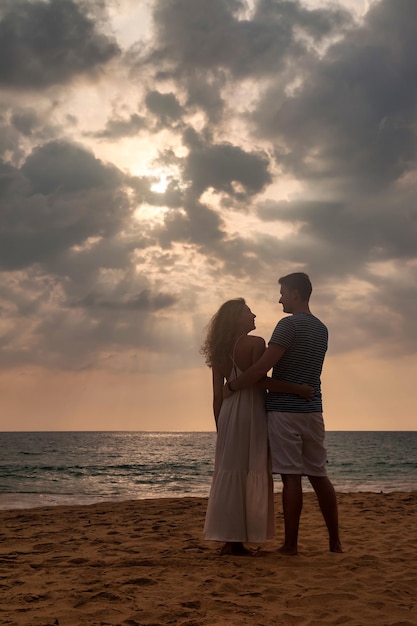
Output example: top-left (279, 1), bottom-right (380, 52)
top-left (228, 343), bottom-right (286, 391)
top-left (257, 377), bottom-right (314, 398)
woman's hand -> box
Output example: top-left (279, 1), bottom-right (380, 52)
top-left (222, 382), bottom-right (234, 399)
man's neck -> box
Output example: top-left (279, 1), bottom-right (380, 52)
top-left (291, 304), bottom-right (311, 315)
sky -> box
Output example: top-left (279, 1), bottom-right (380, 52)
top-left (0, 0), bottom-right (416, 432)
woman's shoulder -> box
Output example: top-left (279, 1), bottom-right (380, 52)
top-left (234, 334), bottom-right (266, 369)
top-left (238, 334), bottom-right (265, 347)
top-left (249, 334), bottom-right (265, 343)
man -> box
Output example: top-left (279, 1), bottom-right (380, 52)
top-left (226, 272), bottom-right (342, 554)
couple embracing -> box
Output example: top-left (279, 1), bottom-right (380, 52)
top-left (200, 272), bottom-right (342, 557)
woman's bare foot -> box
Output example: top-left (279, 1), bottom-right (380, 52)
top-left (220, 542), bottom-right (254, 556)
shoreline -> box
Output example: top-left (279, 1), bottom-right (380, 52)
top-left (1, 484), bottom-right (417, 512)
top-left (1, 491), bottom-right (417, 625)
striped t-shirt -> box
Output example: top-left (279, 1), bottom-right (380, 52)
top-left (265, 312), bottom-right (328, 413)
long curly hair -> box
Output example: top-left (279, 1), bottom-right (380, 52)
top-left (200, 298), bottom-right (246, 368)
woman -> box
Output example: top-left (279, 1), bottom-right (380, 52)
top-left (201, 298), bottom-right (313, 556)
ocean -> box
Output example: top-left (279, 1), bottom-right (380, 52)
top-left (0, 431), bottom-right (416, 510)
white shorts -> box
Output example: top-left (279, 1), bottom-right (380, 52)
top-left (267, 412), bottom-right (328, 476)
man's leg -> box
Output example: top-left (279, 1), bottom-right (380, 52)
top-left (279, 474), bottom-right (303, 555)
top-left (308, 475), bottom-right (342, 553)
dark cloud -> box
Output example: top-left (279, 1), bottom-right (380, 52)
top-left (183, 129), bottom-right (272, 198)
top-left (184, 76), bottom-right (226, 124)
top-left (253, 0), bottom-right (417, 192)
top-left (0, 158), bottom-right (21, 199)
top-left (0, 141), bottom-right (128, 270)
top-left (148, 0), bottom-right (352, 79)
top-left (94, 93), bottom-right (183, 141)
top-left (0, 104), bottom-right (68, 164)
top-left (22, 141), bottom-right (121, 194)
top-left (133, 0), bottom-right (352, 124)
top-left (92, 113), bottom-right (147, 139)
top-left (0, 0), bottom-right (120, 88)
top-left (148, 0), bottom-right (244, 75)
top-left (256, 180), bottom-right (417, 266)
top-left (11, 109), bottom-right (42, 137)
top-left (257, 199), bottom-right (342, 222)
top-left (145, 90), bottom-right (184, 126)
top-left (0, 115), bottom-right (21, 159)
top-left (155, 199), bottom-right (224, 249)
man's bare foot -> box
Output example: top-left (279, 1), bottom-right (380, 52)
top-left (330, 540), bottom-right (343, 553)
top-left (277, 544), bottom-right (298, 556)
top-left (220, 542), bottom-right (254, 556)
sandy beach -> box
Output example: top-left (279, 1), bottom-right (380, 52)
top-left (1, 491), bottom-right (416, 625)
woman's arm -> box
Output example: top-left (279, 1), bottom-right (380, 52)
top-left (257, 377), bottom-right (314, 399)
top-left (212, 367), bottom-right (225, 429)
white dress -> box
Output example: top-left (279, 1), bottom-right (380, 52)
top-left (204, 356), bottom-right (274, 543)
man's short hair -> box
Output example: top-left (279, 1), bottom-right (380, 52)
top-left (278, 272), bottom-right (312, 301)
